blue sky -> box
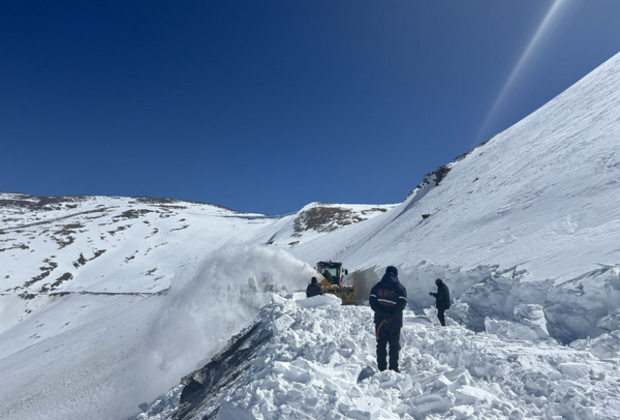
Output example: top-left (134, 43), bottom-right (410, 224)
top-left (2, 1), bottom-right (619, 215)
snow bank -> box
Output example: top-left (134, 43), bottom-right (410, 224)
top-left (296, 293), bottom-right (342, 308)
top-left (392, 262), bottom-right (620, 344)
top-left (137, 294), bottom-right (620, 420)
top-left (545, 265), bottom-right (620, 343)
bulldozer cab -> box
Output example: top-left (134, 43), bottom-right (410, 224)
top-left (317, 261), bottom-right (342, 285)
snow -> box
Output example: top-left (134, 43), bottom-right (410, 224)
top-left (138, 295), bottom-right (620, 420)
top-left (1, 52), bottom-right (620, 419)
top-left (295, 293), bottom-right (342, 309)
top-left (285, 51), bottom-right (620, 284)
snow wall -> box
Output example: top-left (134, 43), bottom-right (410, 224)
top-left (389, 261), bottom-right (620, 345)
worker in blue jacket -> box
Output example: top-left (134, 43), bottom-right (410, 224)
top-left (306, 277), bottom-right (322, 298)
top-left (369, 266), bottom-right (407, 372)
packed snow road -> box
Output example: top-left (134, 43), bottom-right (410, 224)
top-left (138, 294), bottom-right (620, 420)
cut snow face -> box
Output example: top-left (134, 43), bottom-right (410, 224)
top-left (134, 294), bottom-right (620, 420)
top-left (389, 262), bottom-right (620, 345)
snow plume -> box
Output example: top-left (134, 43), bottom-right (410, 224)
top-left (121, 246), bottom-right (316, 416)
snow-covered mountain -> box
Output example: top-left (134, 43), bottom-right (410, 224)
top-left (1, 52), bottom-right (620, 420)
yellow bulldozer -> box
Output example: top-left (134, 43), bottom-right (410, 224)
top-left (316, 261), bottom-right (376, 305)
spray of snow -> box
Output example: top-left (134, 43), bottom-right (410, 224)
top-left (110, 246), bottom-right (317, 418)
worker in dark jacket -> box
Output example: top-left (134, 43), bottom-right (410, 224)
top-left (306, 277), bottom-right (322, 298)
top-left (430, 278), bottom-right (450, 326)
top-left (369, 266), bottom-right (407, 372)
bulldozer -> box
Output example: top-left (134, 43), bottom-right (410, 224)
top-left (316, 261), bottom-right (376, 305)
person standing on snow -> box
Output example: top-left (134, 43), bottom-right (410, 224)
top-left (306, 277), bottom-right (322, 298)
top-left (429, 278), bottom-right (450, 326)
top-left (369, 266), bottom-right (407, 372)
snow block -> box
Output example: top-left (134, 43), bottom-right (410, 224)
top-left (296, 294), bottom-right (341, 308)
top-left (281, 364), bottom-right (312, 384)
top-left (454, 385), bottom-right (498, 405)
top-left (271, 314), bottom-right (295, 336)
top-left (557, 363), bottom-right (590, 379)
top-left (591, 307), bottom-right (620, 336)
top-left (571, 330), bottom-right (620, 358)
top-left (452, 405), bottom-right (475, 420)
top-left (410, 393), bottom-right (453, 415)
top-left (458, 268), bottom-right (524, 331)
top-left (513, 304), bottom-right (549, 337)
top-left (545, 265), bottom-right (620, 343)
top-left (357, 366), bottom-right (375, 383)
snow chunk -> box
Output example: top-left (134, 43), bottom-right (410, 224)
top-left (452, 405), bottom-right (475, 419)
top-left (485, 304), bottom-right (550, 341)
top-left (295, 293), bottom-right (342, 308)
top-left (454, 385), bottom-right (499, 405)
top-left (409, 393), bottom-right (454, 415)
top-left (557, 362), bottom-right (591, 379)
top-left (571, 330), bottom-right (620, 358)
top-left (271, 314), bottom-right (295, 336)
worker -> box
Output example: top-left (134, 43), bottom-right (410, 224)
top-left (429, 278), bottom-right (451, 326)
top-left (369, 266), bottom-right (407, 372)
top-left (306, 277), bottom-right (322, 298)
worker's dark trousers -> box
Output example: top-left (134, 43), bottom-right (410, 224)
top-left (437, 308), bottom-right (446, 326)
top-left (376, 325), bottom-right (401, 372)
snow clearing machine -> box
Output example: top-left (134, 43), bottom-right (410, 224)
top-left (316, 261), bottom-right (376, 305)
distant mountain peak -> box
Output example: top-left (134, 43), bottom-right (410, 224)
top-left (293, 203), bottom-right (388, 234)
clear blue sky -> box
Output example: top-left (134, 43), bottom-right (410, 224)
top-left (2, 1), bottom-right (619, 215)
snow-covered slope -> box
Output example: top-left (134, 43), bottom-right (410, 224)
top-left (1, 52), bottom-right (620, 420)
top-left (290, 51), bottom-right (620, 283)
top-left (0, 195), bottom-right (389, 301)
top-left (282, 51), bottom-right (620, 344)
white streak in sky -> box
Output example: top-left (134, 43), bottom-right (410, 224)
top-left (476, 0), bottom-right (568, 143)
